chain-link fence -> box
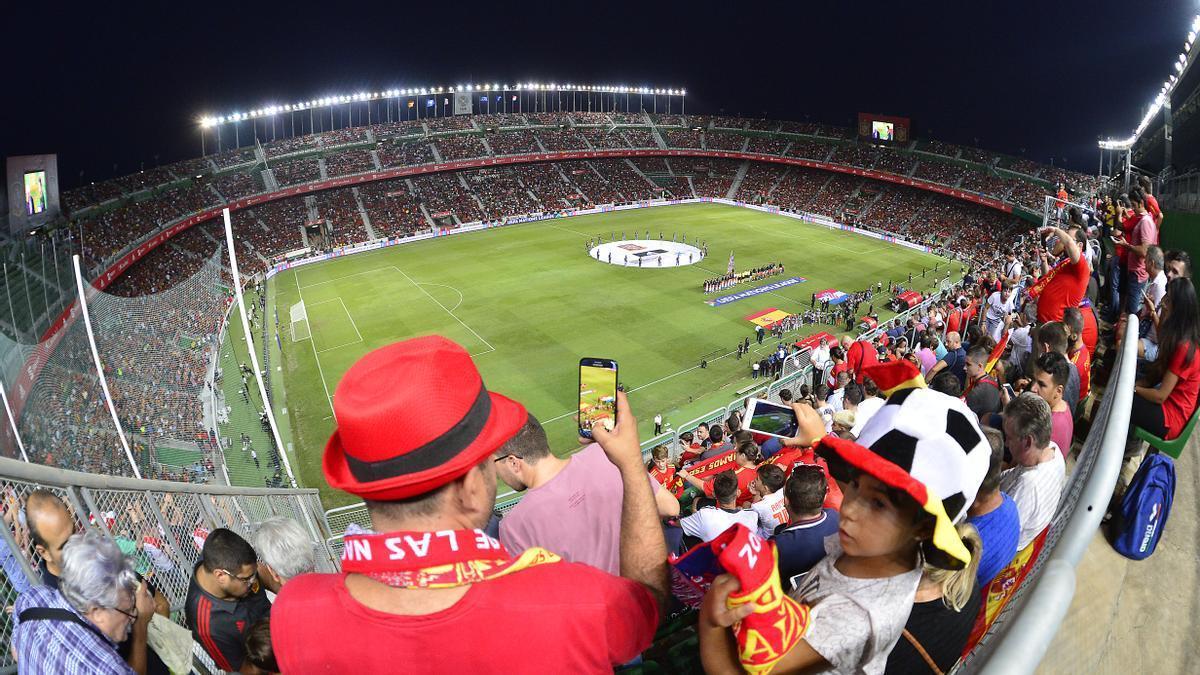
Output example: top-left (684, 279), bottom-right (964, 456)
top-left (0, 455), bottom-right (331, 674)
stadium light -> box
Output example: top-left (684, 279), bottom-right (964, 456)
top-left (197, 80), bottom-right (686, 126)
top-left (1099, 16), bottom-right (1200, 150)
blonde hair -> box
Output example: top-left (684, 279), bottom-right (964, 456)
top-left (923, 522), bottom-right (983, 612)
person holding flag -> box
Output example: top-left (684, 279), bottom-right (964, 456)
top-left (727, 251), bottom-right (736, 275)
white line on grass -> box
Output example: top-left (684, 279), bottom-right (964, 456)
top-left (549, 223), bottom-right (593, 238)
top-left (391, 266), bottom-right (496, 356)
top-left (417, 283), bottom-right (465, 313)
top-left (298, 266), bottom-right (396, 290)
top-left (293, 278), bottom-right (336, 413)
top-left (338, 298), bottom-right (364, 343)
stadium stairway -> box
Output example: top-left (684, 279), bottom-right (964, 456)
top-left (1039, 436), bottom-right (1198, 674)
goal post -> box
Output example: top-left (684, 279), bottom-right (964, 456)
top-left (290, 301), bottom-right (310, 342)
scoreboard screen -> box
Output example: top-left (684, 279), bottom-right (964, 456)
top-left (858, 113), bottom-right (910, 143)
top-left (24, 171), bottom-right (47, 215)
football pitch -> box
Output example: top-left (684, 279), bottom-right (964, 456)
top-left (256, 202), bottom-right (951, 507)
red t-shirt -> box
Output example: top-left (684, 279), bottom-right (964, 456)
top-left (766, 447), bottom-right (843, 511)
top-left (1164, 342), bottom-right (1200, 439)
top-left (828, 361), bottom-right (849, 388)
top-left (1036, 257), bottom-right (1090, 325)
top-left (845, 341), bottom-right (879, 383)
top-left (1116, 213), bottom-right (1139, 265)
top-left (1145, 193), bottom-right (1162, 225)
top-left (272, 563), bottom-right (658, 673)
top-left (703, 465), bottom-right (758, 505)
top-left (946, 307), bottom-right (966, 335)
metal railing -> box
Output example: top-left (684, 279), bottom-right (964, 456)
top-left (957, 315), bottom-right (1139, 673)
top-left (0, 456), bottom-right (335, 674)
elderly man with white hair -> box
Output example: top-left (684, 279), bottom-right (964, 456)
top-left (252, 516), bottom-right (316, 591)
top-left (13, 531), bottom-right (155, 674)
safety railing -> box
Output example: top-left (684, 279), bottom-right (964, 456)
top-left (0, 455), bottom-right (335, 674)
top-left (956, 315), bottom-right (1139, 673)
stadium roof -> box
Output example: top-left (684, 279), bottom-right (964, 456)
top-left (198, 83), bottom-right (687, 128)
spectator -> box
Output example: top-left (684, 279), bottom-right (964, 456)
top-left (849, 378), bottom-right (884, 437)
top-left (1127, 277), bottom-right (1200, 479)
top-left (680, 471), bottom-right (757, 544)
top-left (916, 335), bottom-right (939, 376)
top-left (827, 370), bottom-right (851, 412)
top-left (749, 464), bottom-right (789, 539)
top-left (681, 441), bottom-right (763, 506)
top-left (496, 415), bottom-right (678, 575)
top-left (697, 424), bottom-right (732, 460)
top-left (1000, 394), bottom-right (1067, 551)
top-left (884, 524), bottom-right (983, 675)
top-left (13, 531), bottom-right (155, 675)
top-left (699, 362), bottom-right (989, 674)
top-left (252, 517), bottom-right (316, 591)
top-left (928, 331), bottom-right (967, 387)
top-left (25, 489), bottom-right (76, 586)
top-left (1034, 225), bottom-right (1093, 358)
top-left (1029, 352), bottom-right (1074, 457)
top-left (1165, 249), bottom-right (1191, 282)
top-left (772, 465), bottom-right (839, 590)
top-left (963, 346), bottom-right (1003, 420)
top-left (185, 528), bottom-right (272, 672)
top-left (967, 428), bottom-right (1020, 589)
top-left (1034, 322), bottom-right (1081, 415)
top-left (1113, 189), bottom-right (1159, 317)
top-left (1137, 246), bottom-right (1167, 362)
top-left (984, 281), bottom-right (1017, 342)
top-left (1063, 308), bottom-right (1092, 404)
top-left (242, 619), bottom-right (279, 675)
top-left (271, 337), bottom-right (667, 671)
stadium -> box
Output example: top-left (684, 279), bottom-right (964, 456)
top-left (1, 4), bottom-right (1198, 674)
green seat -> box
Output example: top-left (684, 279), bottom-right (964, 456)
top-left (1135, 406), bottom-right (1200, 460)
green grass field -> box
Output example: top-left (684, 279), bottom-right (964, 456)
top-left (256, 203), bottom-right (951, 507)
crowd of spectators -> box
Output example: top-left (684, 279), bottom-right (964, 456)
top-left (465, 168), bottom-right (542, 220)
top-left (704, 130), bottom-right (749, 151)
top-left (357, 178), bottom-right (429, 238)
top-left (412, 172), bottom-right (483, 223)
top-left (270, 158), bottom-right (322, 187)
top-left (206, 170), bottom-right (263, 201)
top-left (745, 134), bottom-right (790, 155)
top-left (663, 129), bottom-right (703, 149)
top-left (578, 126), bottom-right (632, 150)
top-left (485, 129), bottom-right (539, 155)
top-left (376, 139), bottom-right (434, 168)
top-left (264, 135), bottom-right (319, 159)
top-left (323, 150), bottom-right (375, 177)
top-left (914, 160), bottom-right (971, 186)
top-left (535, 128), bottom-right (589, 151)
top-left (433, 134), bottom-right (488, 161)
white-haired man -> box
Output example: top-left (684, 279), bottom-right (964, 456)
top-left (14, 531), bottom-right (156, 674)
top-left (252, 517), bottom-right (316, 592)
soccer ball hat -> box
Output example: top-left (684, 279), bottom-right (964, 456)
top-left (816, 360), bottom-right (989, 568)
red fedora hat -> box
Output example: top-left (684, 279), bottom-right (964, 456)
top-left (323, 336), bottom-right (527, 501)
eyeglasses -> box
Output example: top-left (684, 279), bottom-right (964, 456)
top-left (219, 569), bottom-right (257, 585)
top-left (111, 604), bottom-right (138, 622)
top-left (492, 454), bottom-right (514, 463)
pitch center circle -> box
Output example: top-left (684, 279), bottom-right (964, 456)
top-left (587, 240), bottom-right (706, 268)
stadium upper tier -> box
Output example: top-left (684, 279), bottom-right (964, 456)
top-left (56, 112), bottom-right (1099, 267)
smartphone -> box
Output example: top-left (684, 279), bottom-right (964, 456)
top-left (1003, 383), bottom-right (1016, 399)
top-left (742, 398), bottom-right (799, 439)
top-left (578, 358), bottom-right (618, 439)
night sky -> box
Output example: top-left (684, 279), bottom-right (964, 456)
top-left (2, 1), bottom-right (1193, 189)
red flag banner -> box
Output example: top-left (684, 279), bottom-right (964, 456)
top-left (687, 449), bottom-right (739, 480)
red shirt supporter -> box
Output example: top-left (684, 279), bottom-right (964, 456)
top-left (701, 465), bottom-right (758, 505)
top-left (271, 337), bottom-right (667, 673)
top-left (275, 538), bottom-right (656, 672)
top-left (1163, 343), bottom-right (1200, 438)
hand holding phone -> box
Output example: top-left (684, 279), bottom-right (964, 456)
top-left (742, 398), bottom-right (799, 439)
top-left (578, 358), bottom-right (618, 439)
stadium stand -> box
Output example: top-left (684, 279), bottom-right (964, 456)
top-left (12, 103), bottom-right (1184, 674)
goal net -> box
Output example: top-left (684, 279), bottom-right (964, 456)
top-left (290, 301), bottom-right (310, 342)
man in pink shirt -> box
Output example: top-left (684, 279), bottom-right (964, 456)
top-left (495, 417), bottom-right (679, 574)
top-left (1115, 189), bottom-right (1159, 315)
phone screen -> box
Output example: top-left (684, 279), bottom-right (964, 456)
top-left (579, 359), bottom-right (618, 437)
top-left (745, 399), bottom-right (798, 438)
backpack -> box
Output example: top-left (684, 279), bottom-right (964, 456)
top-left (1111, 452), bottom-right (1175, 560)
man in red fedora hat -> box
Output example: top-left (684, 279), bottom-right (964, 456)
top-left (271, 336), bottom-right (669, 673)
